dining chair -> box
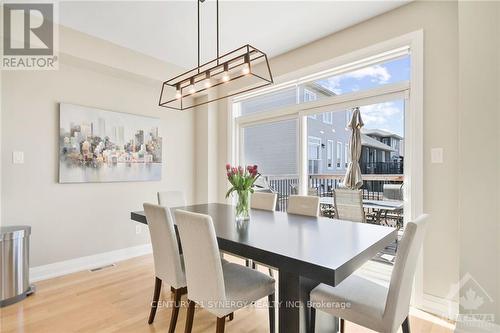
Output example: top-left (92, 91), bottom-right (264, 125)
top-left (250, 191), bottom-right (278, 276)
top-left (250, 192), bottom-right (277, 211)
top-left (157, 190), bottom-right (186, 207)
top-left (334, 188), bottom-right (366, 223)
top-left (143, 203), bottom-right (186, 332)
top-left (287, 195), bottom-right (320, 217)
top-left (309, 214), bottom-right (429, 333)
top-left (174, 210), bottom-right (276, 333)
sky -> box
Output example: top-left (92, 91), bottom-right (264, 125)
top-left (317, 56), bottom-right (410, 137)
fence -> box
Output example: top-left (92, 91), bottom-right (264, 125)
top-left (264, 174), bottom-right (404, 212)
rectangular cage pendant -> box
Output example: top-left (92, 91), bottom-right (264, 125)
top-left (159, 44), bottom-right (273, 110)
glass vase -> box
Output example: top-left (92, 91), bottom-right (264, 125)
top-left (235, 190), bottom-right (250, 221)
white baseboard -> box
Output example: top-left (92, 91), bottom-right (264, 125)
top-left (419, 292), bottom-right (459, 321)
top-left (30, 243), bottom-right (152, 283)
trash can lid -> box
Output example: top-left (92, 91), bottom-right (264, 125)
top-left (0, 226), bottom-right (31, 241)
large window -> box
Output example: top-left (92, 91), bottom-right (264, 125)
top-left (234, 46), bottom-right (410, 212)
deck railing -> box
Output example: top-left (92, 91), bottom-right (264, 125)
top-left (264, 173), bottom-right (404, 212)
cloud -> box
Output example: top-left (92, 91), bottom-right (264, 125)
top-left (317, 64), bottom-right (391, 93)
top-left (359, 102), bottom-right (401, 127)
top-left (348, 65), bottom-right (391, 83)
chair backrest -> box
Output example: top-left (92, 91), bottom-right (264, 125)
top-left (383, 184), bottom-right (404, 201)
top-left (287, 195), bottom-right (320, 217)
top-left (157, 191), bottom-right (186, 207)
top-left (174, 210), bottom-right (226, 305)
top-left (334, 188), bottom-right (366, 223)
top-left (143, 203), bottom-right (185, 289)
top-left (251, 192), bottom-right (277, 211)
top-left (383, 214), bottom-right (429, 332)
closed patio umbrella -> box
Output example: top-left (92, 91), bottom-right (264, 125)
top-left (343, 107), bottom-right (364, 189)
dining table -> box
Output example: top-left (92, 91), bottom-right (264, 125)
top-left (131, 203), bottom-right (397, 333)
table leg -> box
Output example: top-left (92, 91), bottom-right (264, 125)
top-left (278, 271), bottom-right (337, 333)
top-left (278, 270), bottom-right (300, 333)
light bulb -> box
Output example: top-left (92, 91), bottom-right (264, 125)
top-left (241, 63), bottom-right (250, 75)
top-left (204, 71), bottom-right (211, 88)
top-left (242, 53), bottom-right (250, 75)
top-left (221, 63), bottom-right (230, 82)
top-left (188, 78), bottom-right (196, 94)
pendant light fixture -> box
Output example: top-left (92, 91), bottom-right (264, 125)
top-left (159, 0), bottom-right (274, 110)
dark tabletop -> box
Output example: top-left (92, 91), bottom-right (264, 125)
top-left (131, 203), bottom-right (397, 287)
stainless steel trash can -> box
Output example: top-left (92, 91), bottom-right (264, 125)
top-left (1, 225), bottom-right (33, 307)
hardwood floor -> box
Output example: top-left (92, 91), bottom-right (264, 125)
top-left (0, 255), bottom-right (455, 333)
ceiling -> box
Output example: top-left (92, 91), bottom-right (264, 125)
top-left (59, 1), bottom-right (410, 69)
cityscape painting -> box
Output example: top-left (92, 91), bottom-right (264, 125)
top-left (59, 103), bottom-right (162, 183)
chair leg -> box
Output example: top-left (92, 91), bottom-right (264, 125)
top-left (310, 307), bottom-right (316, 333)
top-left (216, 316), bottom-right (226, 333)
top-left (268, 268), bottom-right (274, 277)
top-left (148, 277), bottom-right (162, 324)
top-left (340, 318), bottom-right (345, 333)
top-left (402, 316), bottom-right (411, 333)
top-left (184, 300), bottom-right (196, 333)
top-left (268, 293), bottom-right (275, 333)
top-left (168, 288), bottom-right (182, 333)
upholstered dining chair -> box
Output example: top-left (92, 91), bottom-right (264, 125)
top-left (309, 214), bottom-right (429, 333)
top-left (143, 203), bottom-right (186, 333)
top-left (175, 210), bottom-right (276, 333)
top-left (157, 190), bottom-right (186, 207)
top-left (334, 188), bottom-right (366, 223)
top-left (250, 191), bottom-right (278, 276)
top-left (250, 192), bottom-right (277, 211)
top-left (287, 195), bottom-right (320, 217)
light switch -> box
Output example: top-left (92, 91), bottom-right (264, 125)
top-left (13, 151), bottom-right (24, 164)
top-left (431, 148), bottom-right (443, 164)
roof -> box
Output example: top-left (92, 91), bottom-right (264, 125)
top-left (361, 134), bottom-right (396, 152)
top-left (362, 129), bottom-right (403, 140)
top-left (303, 82), bottom-right (337, 97)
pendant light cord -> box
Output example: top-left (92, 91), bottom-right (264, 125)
top-left (216, 0), bottom-right (219, 64)
top-left (197, 0), bottom-right (220, 69)
top-left (197, 0), bottom-right (200, 72)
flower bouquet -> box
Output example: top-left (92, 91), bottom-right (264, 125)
top-left (225, 164), bottom-right (260, 221)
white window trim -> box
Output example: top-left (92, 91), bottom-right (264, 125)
top-left (327, 140), bottom-right (334, 169)
top-left (229, 30), bottom-right (425, 311)
top-left (336, 141), bottom-right (342, 168)
top-left (323, 112), bottom-right (333, 124)
top-left (307, 136), bottom-right (322, 160)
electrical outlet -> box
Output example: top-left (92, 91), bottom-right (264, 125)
top-left (135, 225), bottom-right (142, 234)
top-left (431, 148), bottom-right (443, 164)
top-left (13, 151), bottom-right (24, 164)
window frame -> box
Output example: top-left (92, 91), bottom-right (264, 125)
top-left (327, 140), bottom-right (334, 169)
top-left (336, 141), bottom-right (342, 168)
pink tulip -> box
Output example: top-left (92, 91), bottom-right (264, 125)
top-left (226, 163), bottom-right (231, 170)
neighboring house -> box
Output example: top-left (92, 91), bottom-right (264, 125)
top-left (360, 129), bottom-right (404, 174)
top-left (240, 83), bottom-right (403, 176)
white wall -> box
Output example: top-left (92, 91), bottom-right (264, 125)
top-left (1, 27), bottom-right (195, 267)
top-left (458, 1), bottom-right (500, 327)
